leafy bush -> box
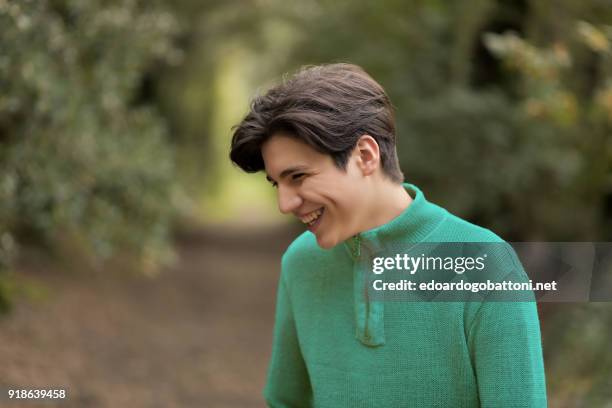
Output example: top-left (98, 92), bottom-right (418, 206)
top-left (0, 0), bottom-right (182, 307)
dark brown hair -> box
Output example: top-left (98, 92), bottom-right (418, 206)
top-left (229, 63), bottom-right (404, 183)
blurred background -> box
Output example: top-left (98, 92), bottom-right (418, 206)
top-left (1, 0), bottom-right (611, 406)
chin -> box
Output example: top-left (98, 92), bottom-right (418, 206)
top-left (315, 234), bottom-right (337, 250)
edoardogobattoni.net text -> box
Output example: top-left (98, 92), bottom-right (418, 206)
top-left (372, 279), bottom-right (558, 293)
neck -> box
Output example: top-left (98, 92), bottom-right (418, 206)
top-left (358, 180), bottom-right (412, 233)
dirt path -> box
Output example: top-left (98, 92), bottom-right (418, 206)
top-left (0, 224), bottom-right (301, 408)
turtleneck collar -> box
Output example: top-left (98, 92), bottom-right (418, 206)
top-left (341, 183), bottom-right (448, 347)
top-left (344, 183), bottom-right (448, 260)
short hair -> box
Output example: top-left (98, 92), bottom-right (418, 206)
top-left (229, 63), bottom-right (404, 183)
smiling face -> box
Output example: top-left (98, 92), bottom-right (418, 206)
top-left (261, 134), bottom-right (369, 249)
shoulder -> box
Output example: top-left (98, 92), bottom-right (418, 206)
top-left (431, 206), bottom-right (524, 273)
top-left (279, 231), bottom-right (345, 294)
top-left (280, 231), bottom-right (327, 283)
top-left (282, 231), bottom-right (319, 262)
top-left (444, 210), bottom-right (522, 261)
top-left (436, 206), bottom-right (505, 243)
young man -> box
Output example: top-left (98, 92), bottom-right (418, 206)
top-left (230, 63), bottom-right (547, 407)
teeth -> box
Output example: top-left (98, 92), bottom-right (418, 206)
top-left (300, 208), bottom-right (323, 224)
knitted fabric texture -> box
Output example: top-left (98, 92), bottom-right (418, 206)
top-left (264, 184), bottom-right (547, 407)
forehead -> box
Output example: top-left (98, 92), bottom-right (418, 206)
top-left (261, 134), bottom-right (328, 176)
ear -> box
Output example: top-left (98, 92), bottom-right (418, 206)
top-left (353, 135), bottom-right (380, 176)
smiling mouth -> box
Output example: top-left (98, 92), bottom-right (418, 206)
top-left (300, 207), bottom-right (325, 229)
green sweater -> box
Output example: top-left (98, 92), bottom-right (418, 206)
top-left (264, 184), bottom-right (547, 407)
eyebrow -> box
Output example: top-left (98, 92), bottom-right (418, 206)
top-left (266, 166), bottom-right (309, 183)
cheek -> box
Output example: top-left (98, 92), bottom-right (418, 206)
top-left (301, 178), bottom-right (334, 201)
top-left (322, 190), bottom-right (359, 227)
top-left (301, 171), bottom-right (360, 211)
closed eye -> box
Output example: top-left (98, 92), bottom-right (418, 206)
top-left (266, 175), bottom-right (278, 188)
top-left (266, 172), bottom-right (306, 188)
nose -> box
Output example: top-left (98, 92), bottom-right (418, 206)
top-left (277, 185), bottom-right (303, 214)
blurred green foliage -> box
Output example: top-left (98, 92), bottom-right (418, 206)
top-left (483, 20), bottom-right (612, 236)
top-left (265, 3), bottom-right (612, 404)
top-left (269, 0), bottom-right (612, 242)
top-left (158, 1), bottom-right (611, 405)
top-left (0, 0), bottom-right (182, 308)
top-left (1, 0), bottom-right (611, 403)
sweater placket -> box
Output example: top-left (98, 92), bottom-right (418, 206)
top-left (346, 234), bottom-right (385, 347)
